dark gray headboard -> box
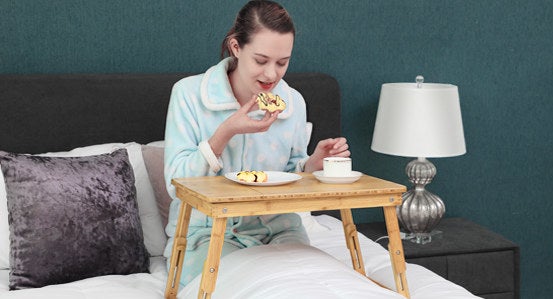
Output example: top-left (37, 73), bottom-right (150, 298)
top-left (0, 72), bottom-right (340, 155)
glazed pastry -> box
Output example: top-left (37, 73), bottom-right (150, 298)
top-left (237, 170), bottom-right (268, 183)
top-left (257, 92), bottom-right (286, 112)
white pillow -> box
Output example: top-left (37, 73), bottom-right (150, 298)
top-left (305, 121), bottom-right (313, 144)
top-left (0, 169), bottom-right (8, 269)
top-left (0, 142), bottom-right (167, 268)
top-left (297, 212), bottom-right (330, 233)
top-left (147, 140), bottom-right (165, 147)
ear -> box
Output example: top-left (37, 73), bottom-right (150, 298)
top-left (229, 38), bottom-right (240, 57)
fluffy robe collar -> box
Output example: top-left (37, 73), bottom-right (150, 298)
top-left (200, 58), bottom-right (293, 119)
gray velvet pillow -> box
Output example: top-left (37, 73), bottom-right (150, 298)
top-left (0, 149), bottom-right (149, 290)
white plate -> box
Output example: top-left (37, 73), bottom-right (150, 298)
top-left (312, 170), bottom-right (363, 184)
top-left (225, 171), bottom-right (302, 186)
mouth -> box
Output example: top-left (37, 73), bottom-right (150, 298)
top-left (258, 80), bottom-right (274, 90)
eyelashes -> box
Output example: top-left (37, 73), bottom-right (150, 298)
top-left (255, 59), bottom-right (288, 67)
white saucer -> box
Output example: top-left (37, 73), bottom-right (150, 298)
top-left (312, 171), bottom-right (363, 184)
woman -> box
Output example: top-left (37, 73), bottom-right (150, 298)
top-left (164, 0), bottom-right (350, 286)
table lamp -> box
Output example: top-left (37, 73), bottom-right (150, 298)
top-left (371, 75), bottom-right (466, 244)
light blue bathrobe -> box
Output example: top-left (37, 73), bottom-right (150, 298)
top-left (163, 58), bottom-right (310, 285)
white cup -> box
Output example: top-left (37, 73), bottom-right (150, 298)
top-left (323, 157), bottom-right (352, 177)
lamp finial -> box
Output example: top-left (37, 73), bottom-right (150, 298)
top-left (416, 75), bottom-right (424, 88)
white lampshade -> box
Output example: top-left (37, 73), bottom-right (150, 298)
top-left (371, 81), bottom-right (466, 158)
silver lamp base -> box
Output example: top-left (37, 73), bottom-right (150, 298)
top-left (403, 229), bottom-right (443, 245)
top-left (397, 157), bottom-right (445, 244)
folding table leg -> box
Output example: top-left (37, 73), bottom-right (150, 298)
top-left (197, 217), bottom-right (228, 299)
top-left (165, 202), bottom-right (193, 299)
top-left (340, 209), bottom-right (366, 276)
top-left (383, 206), bottom-right (410, 298)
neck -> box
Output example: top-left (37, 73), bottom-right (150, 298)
top-left (227, 70), bottom-right (251, 107)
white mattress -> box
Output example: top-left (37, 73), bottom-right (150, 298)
top-left (0, 215), bottom-right (480, 299)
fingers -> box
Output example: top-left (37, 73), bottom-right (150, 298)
top-left (243, 96), bottom-right (279, 122)
top-left (229, 97), bottom-right (279, 134)
top-left (331, 137), bottom-right (347, 149)
top-left (319, 137), bottom-right (347, 149)
top-left (333, 138), bottom-right (350, 155)
top-left (224, 93), bottom-right (289, 136)
top-left (330, 149), bottom-right (351, 157)
top-left (317, 137), bottom-right (350, 157)
top-left (241, 97), bottom-right (259, 112)
top-left (257, 110), bottom-right (279, 131)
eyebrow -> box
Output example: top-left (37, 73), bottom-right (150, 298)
top-left (254, 53), bottom-right (291, 61)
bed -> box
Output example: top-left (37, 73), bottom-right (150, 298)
top-left (0, 72), bottom-right (480, 298)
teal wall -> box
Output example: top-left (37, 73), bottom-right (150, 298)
top-left (2, 1), bottom-right (552, 298)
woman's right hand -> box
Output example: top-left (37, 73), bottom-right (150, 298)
top-left (225, 96), bottom-right (280, 135)
top-left (208, 95), bottom-right (280, 156)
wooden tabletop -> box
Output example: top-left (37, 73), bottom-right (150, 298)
top-left (172, 173), bottom-right (406, 217)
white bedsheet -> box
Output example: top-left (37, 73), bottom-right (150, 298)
top-left (0, 215), bottom-right (480, 299)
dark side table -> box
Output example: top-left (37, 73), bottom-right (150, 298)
top-left (356, 217), bottom-right (520, 299)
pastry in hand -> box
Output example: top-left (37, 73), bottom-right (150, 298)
top-left (237, 170), bottom-right (268, 183)
top-left (257, 92), bottom-right (286, 112)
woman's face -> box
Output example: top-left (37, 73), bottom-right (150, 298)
top-left (230, 29), bottom-right (294, 101)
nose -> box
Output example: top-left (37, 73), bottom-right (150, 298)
top-left (263, 64), bottom-right (277, 81)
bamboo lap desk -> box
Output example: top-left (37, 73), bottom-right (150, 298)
top-left (164, 173), bottom-right (409, 299)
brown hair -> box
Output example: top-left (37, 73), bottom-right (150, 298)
top-left (221, 0), bottom-right (295, 71)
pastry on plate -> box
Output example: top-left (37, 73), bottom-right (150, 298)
top-left (237, 170), bottom-right (267, 183)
